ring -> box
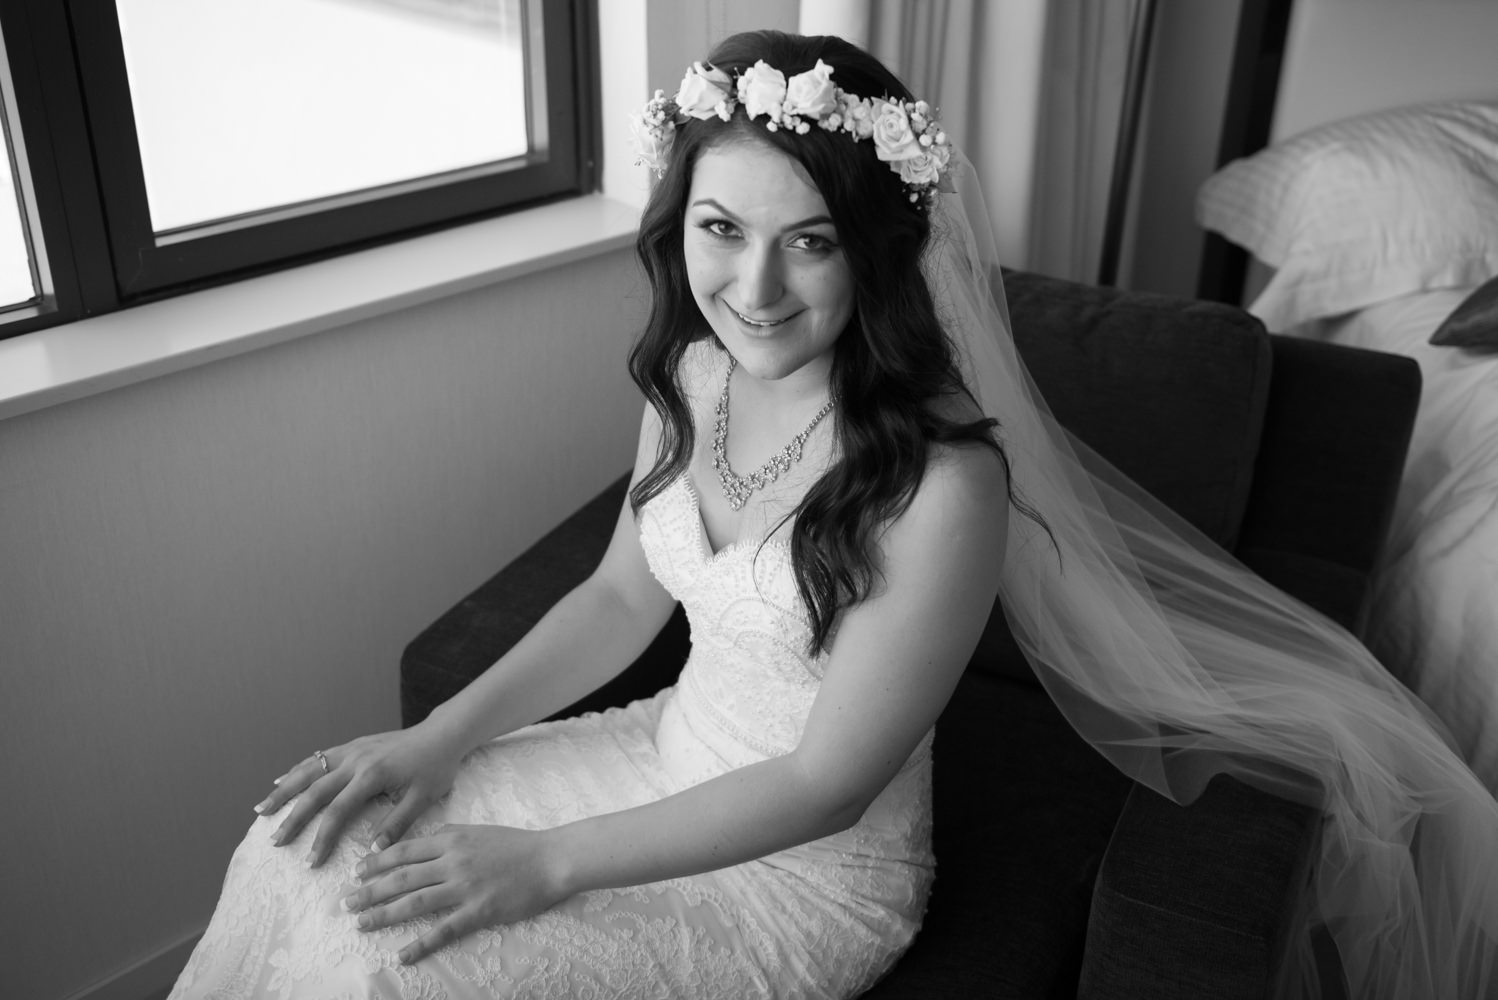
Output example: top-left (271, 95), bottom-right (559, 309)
top-left (314, 750), bottom-right (330, 775)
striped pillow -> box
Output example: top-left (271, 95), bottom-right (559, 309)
top-left (1197, 100), bottom-right (1498, 332)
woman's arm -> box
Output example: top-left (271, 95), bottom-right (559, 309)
top-left (420, 406), bottom-right (679, 751)
top-left (260, 404), bottom-right (678, 864)
top-left (553, 442), bottom-right (1010, 886)
top-left (347, 442), bottom-right (1010, 963)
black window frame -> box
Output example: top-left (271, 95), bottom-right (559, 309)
top-left (0, 0), bottom-right (600, 341)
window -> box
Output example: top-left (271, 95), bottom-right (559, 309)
top-left (0, 0), bottom-right (598, 340)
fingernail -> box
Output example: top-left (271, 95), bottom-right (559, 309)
top-left (357, 913), bottom-right (371, 930)
top-left (341, 895), bottom-right (357, 912)
top-left (272, 776), bottom-right (282, 785)
top-left (372, 836), bottom-right (389, 852)
top-left (252, 802), bottom-right (266, 814)
top-left (355, 861), bottom-right (367, 877)
top-left (271, 830), bottom-right (284, 846)
top-left (398, 948), bottom-right (413, 965)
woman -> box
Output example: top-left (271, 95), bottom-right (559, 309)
top-left (173, 31), bottom-right (1498, 999)
top-left (172, 31), bottom-right (1014, 999)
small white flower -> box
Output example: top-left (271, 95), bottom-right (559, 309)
top-left (628, 112), bottom-right (673, 175)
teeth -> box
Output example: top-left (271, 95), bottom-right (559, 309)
top-left (731, 306), bottom-right (785, 328)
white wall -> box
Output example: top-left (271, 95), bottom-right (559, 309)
top-left (1271, 0), bottom-right (1498, 143)
top-left (0, 250), bottom-right (646, 999)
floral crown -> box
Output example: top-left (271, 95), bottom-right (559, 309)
top-left (630, 59), bottom-right (953, 206)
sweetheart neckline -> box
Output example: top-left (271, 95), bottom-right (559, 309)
top-left (673, 476), bottom-right (791, 563)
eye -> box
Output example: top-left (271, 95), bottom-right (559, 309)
top-left (789, 232), bottom-right (838, 254)
top-left (698, 219), bottom-right (740, 240)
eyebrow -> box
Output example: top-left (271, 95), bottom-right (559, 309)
top-left (690, 198), bottom-right (835, 233)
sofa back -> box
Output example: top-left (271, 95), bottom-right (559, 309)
top-left (971, 271), bottom-right (1275, 683)
top-left (1002, 269), bottom-right (1274, 548)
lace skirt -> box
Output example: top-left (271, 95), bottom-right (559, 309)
top-left (169, 689), bottom-right (925, 999)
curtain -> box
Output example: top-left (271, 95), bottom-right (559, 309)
top-left (1026, 0), bottom-right (1147, 282)
top-left (818, 0), bottom-right (1145, 282)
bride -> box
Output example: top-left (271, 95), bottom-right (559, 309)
top-left (171, 30), bottom-right (1498, 999)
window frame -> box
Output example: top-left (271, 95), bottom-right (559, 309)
top-left (0, 0), bottom-right (600, 338)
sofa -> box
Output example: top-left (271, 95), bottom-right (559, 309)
top-left (400, 270), bottom-right (1419, 998)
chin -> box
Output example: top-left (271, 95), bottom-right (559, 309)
top-left (710, 309), bottom-right (840, 385)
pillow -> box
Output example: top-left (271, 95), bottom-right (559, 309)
top-left (1196, 100), bottom-right (1498, 331)
top-left (1430, 274), bottom-right (1498, 349)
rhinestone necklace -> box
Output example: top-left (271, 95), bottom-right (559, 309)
top-left (712, 357), bottom-right (835, 512)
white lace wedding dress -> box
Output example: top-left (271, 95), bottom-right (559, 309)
top-left (169, 474), bottom-right (934, 999)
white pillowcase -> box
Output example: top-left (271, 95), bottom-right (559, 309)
top-left (1196, 100), bottom-right (1498, 331)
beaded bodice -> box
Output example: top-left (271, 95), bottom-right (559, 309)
top-left (637, 475), bottom-right (934, 851)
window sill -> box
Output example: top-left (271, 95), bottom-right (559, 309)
top-left (0, 194), bottom-right (642, 422)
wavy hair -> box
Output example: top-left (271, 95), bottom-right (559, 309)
top-left (629, 30), bottom-right (1043, 654)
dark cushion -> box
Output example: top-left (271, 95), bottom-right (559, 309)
top-left (1234, 336), bottom-right (1420, 638)
top-left (863, 673), bottom-right (1132, 999)
top-left (1077, 777), bottom-right (1317, 1000)
top-left (976, 271), bottom-right (1273, 688)
top-left (1429, 274), bottom-right (1498, 349)
top-left (1005, 269), bottom-right (1272, 550)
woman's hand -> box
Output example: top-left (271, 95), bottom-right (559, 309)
top-left (340, 824), bottom-right (569, 965)
top-left (253, 723), bottom-right (469, 867)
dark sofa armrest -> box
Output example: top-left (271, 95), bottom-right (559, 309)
top-left (400, 474), bottom-right (689, 729)
top-left (1078, 776), bottom-right (1318, 1000)
top-left (1235, 335), bottom-right (1420, 639)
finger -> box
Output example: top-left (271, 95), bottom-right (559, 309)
top-left (355, 881), bottom-right (459, 933)
top-left (254, 755), bottom-right (329, 816)
top-left (399, 905), bottom-right (477, 965)
top-left (356, 835), bottom-right (444, 882)
top-left (343, 859), bottom-right (445, 916)
top-left (368, 790), bottom-right (436, 853)
top-left (269, 770), bottom-right (348, 847)
top-left (306, 774), bottom-right (381, 868)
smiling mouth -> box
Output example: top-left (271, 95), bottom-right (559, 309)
top-left (728, 304), bottom-right (790, 328)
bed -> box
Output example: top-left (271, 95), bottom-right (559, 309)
top-left (1192, 6), bottom-right (1498, 790)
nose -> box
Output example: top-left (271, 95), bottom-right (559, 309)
top-left (735, 243), bottom-right (784, 314)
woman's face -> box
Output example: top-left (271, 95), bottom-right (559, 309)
top-left (683, 140), bottom-right (855, 387)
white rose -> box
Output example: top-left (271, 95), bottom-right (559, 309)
top-left (675, 62), bottom-right (733, 121)
top-left (871, 101), bottom-right (921, 161)
top-left (737, 61), bottom-right (787, 121)
top-left (897, 142), bottom-right (951, 187)
top-left (896, 152), bottom-right (941, 187)
top-left (782, 60), bottom-right (838, 119)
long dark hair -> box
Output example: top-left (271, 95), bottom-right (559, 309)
top-left (629, 30), bottom-right (1038, 654)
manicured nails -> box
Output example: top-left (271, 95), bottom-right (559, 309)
top-left (371, 835), bottom-right (389, 852)
top-left (252, 801), bottom-right (266, 814)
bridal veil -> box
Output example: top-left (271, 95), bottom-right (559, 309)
top-left (931, 154), bottom-right (1498, 999)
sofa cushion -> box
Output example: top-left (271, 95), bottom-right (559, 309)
top-left (864, 672), bottom-right (1132, 998)
top-left (1004, 270), bottom-right (1272, 551)
top-left (972, 272), bottom-right (1274, 688)
top-left (1077, 777), bottom-right (1317, 1000)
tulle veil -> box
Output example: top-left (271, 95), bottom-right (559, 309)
top-left (931, 154), bottom-right (1498, 998)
